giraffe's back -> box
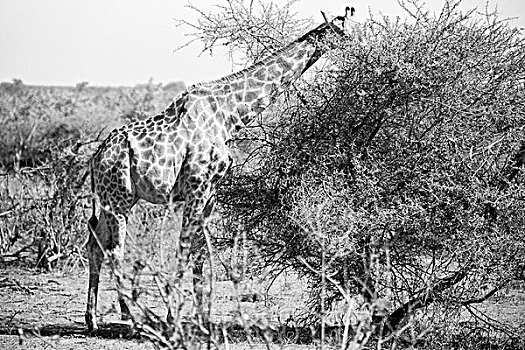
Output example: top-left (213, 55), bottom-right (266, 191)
top-left (91, 85), bottom-right (236, 209)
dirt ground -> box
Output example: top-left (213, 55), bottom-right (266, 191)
top-left (0, 267), bottom-right (150, 349)
top-left (2, 266), bottom-right (524, 350)
top-left (0, 266), bottom-right (312, 350)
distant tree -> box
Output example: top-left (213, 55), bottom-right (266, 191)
top-left (163, 80), bottom-right (186, 92)
top-left (12, 78), bottom-right (24, 86)
top-left (0, 79), bottom-right (25, 94)
top-left (75, 81), bottom-right (89, 92)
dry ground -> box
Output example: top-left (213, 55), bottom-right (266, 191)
top-left (0, 266), bottom-right (313, 350)
top-left (0, 267), bottom-right (150, 349)
top-left (1, 266), bottom-right (524, 349)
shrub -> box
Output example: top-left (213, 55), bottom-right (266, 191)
top-left (207, 0), bottom-right (525, 347)
top-left (0, 81), bottom-right (176, 269)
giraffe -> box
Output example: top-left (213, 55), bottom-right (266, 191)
top-left (85, 7), bottom-right (357, 332)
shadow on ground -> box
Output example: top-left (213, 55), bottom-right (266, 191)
top-left (0, 318), bottom-right (346, 345)
top-left (0, 322), bottom-right (134, 338)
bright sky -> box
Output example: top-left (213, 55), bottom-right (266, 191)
top-left (0, 0), bottom-right (523, 87)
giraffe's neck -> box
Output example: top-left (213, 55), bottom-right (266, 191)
top-left (190, 22), bottom-right (339, 136)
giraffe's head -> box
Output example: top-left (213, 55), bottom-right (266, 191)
top-left (298, 6), bottom-right (361, 45)
top-left (322, 6), bottom-right (361, 39)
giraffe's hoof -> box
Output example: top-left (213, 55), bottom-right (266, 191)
top-left (85, 313), bottom-right (98, 333)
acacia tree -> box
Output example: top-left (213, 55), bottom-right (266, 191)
top-left (182, 0), bottom-right (525, 347)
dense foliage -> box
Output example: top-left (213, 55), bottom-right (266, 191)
top-left (201, 0), bottom-right (525, 346)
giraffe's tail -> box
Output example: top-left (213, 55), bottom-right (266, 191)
top-left (88, 161), bottom-right (99, 231)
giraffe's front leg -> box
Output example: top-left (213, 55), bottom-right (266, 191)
top-left (192, 241), bottom-right (206, 309)
top-left (167, 203), bottom-right (208, 324)
top-left (167, 214), bottom-right (194, 325)
top-left (190, 197), bottom-right (215, 311)
top-left (166, 149), bottom-right (227, 323)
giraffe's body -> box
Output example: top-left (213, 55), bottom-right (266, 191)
top-left (85, 8), bottom-right (355, 332)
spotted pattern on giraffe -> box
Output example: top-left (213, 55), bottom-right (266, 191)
top-left (85, 6), bottom-right (358, 332)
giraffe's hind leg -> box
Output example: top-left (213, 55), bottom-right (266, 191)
top-left (86, 211), bottom-right (107, 332)
top-left (109, 211), bottom-right (132, 322)
top-left (85, 209), bottom-right (132, 332)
